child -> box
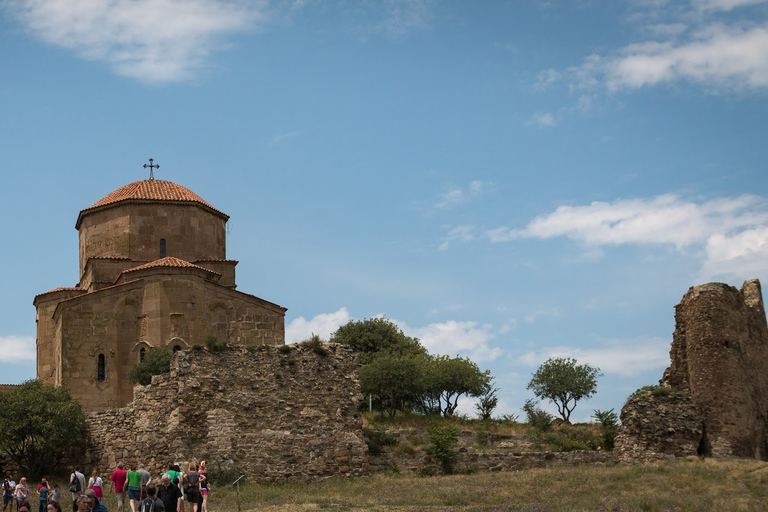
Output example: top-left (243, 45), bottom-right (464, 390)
top-left (49, 485), bottom-right (60, 504)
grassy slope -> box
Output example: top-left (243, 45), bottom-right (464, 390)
top-left (196, 458), bottom-right (768, 511)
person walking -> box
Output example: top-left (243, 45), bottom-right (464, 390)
top-left (125, 465), bottom-right (142, 512)
top-left (87, 473), bottom-right (102, 500)
top-left (181, 465), bottom-right (200, 512)
top-left (156, 476), bottom-right (179, 512)
top-left (13, 478), bottom-right (28, 512)
top-left (136, 467), bottom-right (150, 502)
top-left (109, 464), bottom-right (127, 512)
top-left (69, 469), bottom-right (84, 502)
top-left (2, 474), bottom-right (15, 512)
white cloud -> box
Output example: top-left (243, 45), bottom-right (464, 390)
top-left (701, 226), bottom-right (768, 279)
top-left (6, 0), bottom-right (268, 84)
top-left (515, 337), bottom-right (671, 377)
top-left (398, 319), bottom-right (503, 363)
top-left (605, 23), bottom-right (768, 92)
top-left (0, 336), bottom-right (36, 363)
top-left (285, 307), bottom-right (351, 343)
top-left (487, 194), bottom-right (768, 280)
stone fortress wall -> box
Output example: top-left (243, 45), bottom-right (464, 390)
top-left (84, 342), bottom-right (369, 481)
top-left (616, 279), bottom-right (768, 461)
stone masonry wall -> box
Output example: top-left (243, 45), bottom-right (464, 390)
top-left (85, 342), bottom-right (368, 481)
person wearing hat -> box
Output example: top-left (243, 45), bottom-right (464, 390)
top-left (83, 490), bottom-right (108, 512)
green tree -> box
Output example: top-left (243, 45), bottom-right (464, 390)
top-left (0, 380), bottom-right (87, 478)
top-left (418, 355), bottom-right (492, 417)
top-left (330, 317), bottom-right (426, 364)
top-left (128, 346), bottom-right (173, 385)
top-left (527, 357), bottom-right (602, 423)
top-left (359, 353), bottom-right (423, 418)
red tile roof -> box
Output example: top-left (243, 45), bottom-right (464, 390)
top-left (122, 257), bottom-right (221, 275)
top-left (77, 180), bottom-right (228, 227)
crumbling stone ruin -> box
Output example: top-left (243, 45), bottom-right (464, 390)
top-left (84, 342), bottom-right (369, 481)
top-left (616, 279), bottom-right (768, 461)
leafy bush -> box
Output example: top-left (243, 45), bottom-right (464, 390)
top-left (475, 385), bottom-right (499, 420)
top-left (428, 427), bottom-right (460, 474)
top-left (278, 344), bottom-right (292, 354)
top-left (128, 346), bottom-right (173, 385)
top-left (593, 408), bottom-right (619, 450)
top-left (303, 334), bottom-right (329, 356)
top-left (543, 424), bottom-right (601, 451)
top-left (522, 398), bottom-right (554, 432)
top-left (204, 334), bottom-right (228, 353)
top-left (363, 427), bottom-right (399, 455)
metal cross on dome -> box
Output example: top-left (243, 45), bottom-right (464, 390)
top-left (143, 158), bottom-right (159, 180)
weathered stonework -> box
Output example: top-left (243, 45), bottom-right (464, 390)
top-left (85, 342), bottom-right (368, 481)
top-left (614, 390), bottom-right (703, 462)
top-left (616, 279), bottom-right (768, 461)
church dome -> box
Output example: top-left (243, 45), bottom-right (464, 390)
top-left (76, 179), bottom-right (228, 229)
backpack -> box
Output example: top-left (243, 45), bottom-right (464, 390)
top-left (68, 474), bottom-right (80, 494)
top-left (139, 498), bottom-right (158, 512)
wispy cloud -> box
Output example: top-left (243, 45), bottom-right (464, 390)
top-left (270, 130), bottom-right (303, 146)
top-left (0, 335), bottom-right (36, 363)
top-left (693, 0), bottom-right (768, 11)
top-left (285, 307), bottom-right (351, 343)
top-left (515, 336), bottom-right (670, 377)
top-left (376, 0), bottom-right (436, 36)
top-left (527, 111), bottom-right (559, 128)
top-left (5, 0), bottom-right (269, 84)
top-left (436, 180), bottom-right (491, 209)
top-left (438, 224), bottom-right (475, 251)
top-left (487, 194), bottom-right (768, 280)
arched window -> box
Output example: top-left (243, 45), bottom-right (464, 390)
top-left (172, 344), bottom-right (182, 353)
top-left (97, 354), bottom-right (105, 382)
top-left (160, 238), bottom-right (167, 258)
top-left (139, 347), bottom-right (146, 362)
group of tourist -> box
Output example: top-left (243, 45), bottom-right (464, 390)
top-left (2, 461), bottom-right (209, 512)
top-left (3, 475), bottom-right (62, 512)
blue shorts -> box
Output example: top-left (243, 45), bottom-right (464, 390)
top-left (128, 487), bottom-right (141, 501)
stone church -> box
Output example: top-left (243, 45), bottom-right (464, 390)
top-left (34, 174), bottom-right (287, 412)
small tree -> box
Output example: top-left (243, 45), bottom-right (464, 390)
top-left (0, 380), bottom-right (87, 478)
top-left (128, 346), bottom-right (173, 385)
top-left (359, 353), bottom-right (423, 418)
top-left (526, 357), bottom-right (602, 423)
top-left (417, 355), bottom-right (492, 417)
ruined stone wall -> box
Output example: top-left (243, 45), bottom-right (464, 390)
top-left (617, 279), bottom-right (768, 461)
top-left (614, 390), bottom-right (703, 462)
top-left (85, 342), bottom-right (368, 481)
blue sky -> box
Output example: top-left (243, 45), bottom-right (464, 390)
top-left (2, 0), bottom-right (768, 421)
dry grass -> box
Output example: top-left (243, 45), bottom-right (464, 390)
top-left (197, 457), bottom-right (768, 511)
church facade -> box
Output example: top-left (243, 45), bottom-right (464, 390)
top-left (34, 177), bottom-right (286, 412)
